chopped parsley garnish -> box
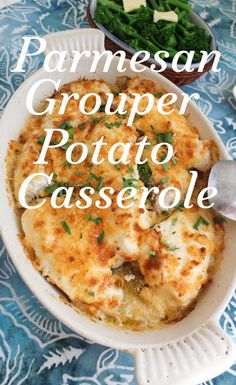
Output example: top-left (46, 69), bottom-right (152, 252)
top-left (37, 136), bottom-right (45, 145)
top-left (60, 120), bottom-right (73, 130)
top-left (98, 105), bottom-right (106, 112)
top-left (78, 123), bottom-right (86, 130)
top-left (135, 115), bottom-right (143, 120)
top-left (171, 156), bottom-right (177, 166)
top-left (45, 180), bottom-right (70, 196)
top-left (75, 182), bottom-right (91, 187)
top-left (68, 127), bottom-right (74, 139)
top-left (193, 216), bottom-right (209, 230)
top-left (64, 161), bottom-right (72, 169)
top-left (137, 162), bottom-right (152, 188)
top-left (88, 292), bottom-right (95, 297)
top-left (104, 121), bottom-right (121, 129)
top-left (175, 200), bottom-right (185, 211)
top-left (112, 90), bottom-right (120, 96)
top-left (123, 177), bottom-right (139, 189)
top-left (87, 214), bottom-right (102, 224)
top-left (89, 114), bottom-right (107, 124)
top-left (115, 164), bottom-right (121, 170)
top-left (97, 230), bottom-right (105, 244)
top-left (161, 211), bottom-right (169, 216)
top-left (74, 171), bottom-right (82, 177)
top-left (213, 215), bottom-right (226, 224)
top-left (128, 166), bottom-right (134, 174)
top-left (89, 172), bottom-right (104, 191)
top-left (59, 121), bottom-right (74, 140)
top-left (170, 247), bottom-right (180, 252)
top-left (153, 92), bottom-right (163, 98)
top-left (171, 217), bottom-right (178, 226)
top-left (161, 240), bottom-right (179, 252)
top-left (157, 132), bottom-right (173, 144)
top-left (161, 240), bottom-right (171, 248)
top-left (150, 250), bottom-right (156, 258)
top-left (160, 177), bottom-right (169, 184)
top-left (61, 142), bottom-right (71, 151)
top-left (60, 220), bottom-right (71, 235)
top-left (160, 153), bottom-right (168, 172)
top-left (146, 140), bottom-right (155, 149)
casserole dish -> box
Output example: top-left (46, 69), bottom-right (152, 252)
top-left (87, 0), bottom-right (217, 85)
top-left (0, 28), bottom-right (235, 385)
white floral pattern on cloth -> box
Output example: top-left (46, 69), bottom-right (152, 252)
top-left (0, 0), bottom-right (235, 384)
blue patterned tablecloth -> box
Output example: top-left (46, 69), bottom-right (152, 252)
top-left (0, 1), bottom-right (235, 384)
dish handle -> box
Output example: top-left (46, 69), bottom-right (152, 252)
top-left (44, 28), bottom-right (105, 58)
top-left (129, 321), bottom-right (235, 385)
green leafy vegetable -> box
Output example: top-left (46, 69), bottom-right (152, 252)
top-left (95, 0), bottom-right (211, 63)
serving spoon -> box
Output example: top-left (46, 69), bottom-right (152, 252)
top-left (208, 160), bottom-right (236, 221)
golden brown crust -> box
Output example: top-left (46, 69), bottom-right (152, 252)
top-left (8, 77), bottom-right (225, 330)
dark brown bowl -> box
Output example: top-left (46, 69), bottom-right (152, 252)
top-left (87, 1), bottom-right (216, 86)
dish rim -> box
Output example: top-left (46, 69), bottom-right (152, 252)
top-left (0, 27), bottom-right (235, 351)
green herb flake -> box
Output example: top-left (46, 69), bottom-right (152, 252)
top-left (60, 220), bottom-right (71, 235)
top-left (123, 177), bottom-right (139, 189)
top-left (89, 172), bottom-right (104, 191)
top-left (74, 171), bottom-right (82, 177)
top-left (137, 162), bottom-right (152, 188)
top-left (128, 166), bottom-right (134, 174)
top-left (112, 90), bottom-right (120, 96)
top-left (160, 153), bottom-right (168, 172)
top-left (45, 180), bottom-right (70, 197)
top-left (161, 240), bottom-right (171, 248)
top-left (88, 292), bottom-right (95, 297)
top-left (193, 216), bottom-right (210, 230)
top-left (60, 120), bottom-right (73, 130)
top-left (87, 213), bottom-right (102, 225)
top-left (97, 229), bottom-right (105, 245)
top-left (160, 177), bottom-right (169, 184)
top-left (64, 161), bottom-right (72, 169)
top-left (150, 250), bottom-right (156, 258)
top-left (146, 140), bottom-right (155, 148)
top-left (161, 210), bottom-right (169, 216)
top-left (153, 92), bottom-right (163, 98)
top-left (75, 182), bottom-right (91, 188)
top-left (61, 142), bottom-right (71, 151)
top-left (172, 217), bottom-right (178, 226)
top-left (68, 127), bottom-right (74, 139)
top-left (78, 123), bottom-right (86, 130)
top-left (37, 136), bottom-right (45, 145)
top-left (213, 215), bottom-right (226, 224)
top-left (115, 164), bottom-right (121, 170)
top-left (161, 240), bottom-right (179, 252)
top-left (104, 121), bottom-right (121, 129)
top-left (175, 200), bottom-right (185, 211)
top-left (89, 114), bottom-right (107, 124)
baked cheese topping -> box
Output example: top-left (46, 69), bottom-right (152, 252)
top-left (8, 77), bottom-right (224, 330)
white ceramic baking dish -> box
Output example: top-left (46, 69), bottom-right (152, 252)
top-left (0, 28), bottom-right (235, 385)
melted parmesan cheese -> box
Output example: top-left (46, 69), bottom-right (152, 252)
top-left (8, 77), bottom-right (224, 330)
